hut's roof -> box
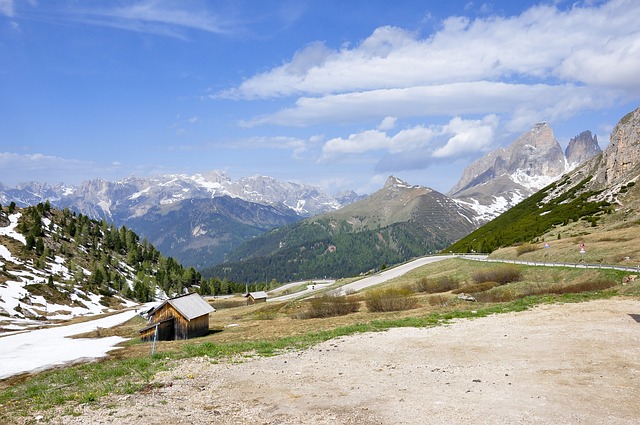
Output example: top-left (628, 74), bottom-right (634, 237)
top-left (245, 291), bottom-right (268, 300)
top-left (154, 293), bottom-right (215, 320)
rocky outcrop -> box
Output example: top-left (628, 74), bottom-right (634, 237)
top-left (565, 130), bottom-right (601, 168)
top-left (448, 120), bottom-right (609, 222)
top-left (448, 123), bottom-right (570, 221)
top-left (449, 122), bottom-right (565, 197)
top-left (596, 107), bottom-right (640, 185)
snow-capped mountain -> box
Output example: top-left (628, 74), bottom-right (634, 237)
top-left (0, 171), bottom-right (345, 221)
top-left (0, 172), bottom-right (353, 269)
top-left (448, 123), bottom-right (601, 222)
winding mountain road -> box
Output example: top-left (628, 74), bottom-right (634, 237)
top-left (268, 253), bottom-right (638, 302)
top-left (268, 255), bottom-right (489, 301)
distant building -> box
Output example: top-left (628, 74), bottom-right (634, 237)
top-left (244, 291), bottom-right (268, 304)
top-left (139, 293), bottom-right (215, 341)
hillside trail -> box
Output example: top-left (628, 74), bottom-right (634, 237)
top-left (43, 298), bottom-right (640, 425)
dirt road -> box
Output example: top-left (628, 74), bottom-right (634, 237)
top-left (53, 298), bottom-right (640, 424)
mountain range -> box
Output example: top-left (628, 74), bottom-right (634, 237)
top-left (202, 121), bottom-right (604, 282)
top-left (1, 106), bottom-right (638, 308)
top-left (0, 172), bottom-right (363, 269)
top-left (204, 176), bottom-right (479, 282)
top-left (0, 120), bottom-right (603, 275)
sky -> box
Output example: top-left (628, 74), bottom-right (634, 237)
top-left (1, 0), bottom-right (639, 196)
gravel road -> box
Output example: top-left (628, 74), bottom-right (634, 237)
top-left (45, 298), bottom-right (640, 425)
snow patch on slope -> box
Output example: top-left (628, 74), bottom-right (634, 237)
top-left (454, 190), bottom-right (525, 223)
top-left (510, 169), bottom-right (562, 192)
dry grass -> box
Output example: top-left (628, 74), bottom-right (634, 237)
top-left (413, 275), bottom-right (460, 293)
top-left (472, 287), bottom-right (517, 303)
top-left (491, 214), bottom-right (640, 266)
top-left (364, 287), bottom-right (419, 312)
top-left (516, 243), bottom-right (538, 256)
top-left (452, 281), bottom-right (498, 294)
top-left (427, 294), bottom-right (451, 307)
top-left (294, 294), bottom-right (360, 319)
top-left (471, 265), bottom-right (523, 285)
top-left (539, 278), bottom-right (617, 295)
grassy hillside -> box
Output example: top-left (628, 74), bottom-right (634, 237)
top-left (203, 178), bottom-right (477, 283)
top-left (204, 217), bottom-right (452, 283)
top-left (446, 175), bottom-right (613, 254)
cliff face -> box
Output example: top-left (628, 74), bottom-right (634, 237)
top-left (449, 122), bottom-right (566, 197)
top-left (448, 121), bottom-right (605, 222)
top-left (565, 131), bottom-right (601, 168)
top-left (596, 107), bottom-right (640, 185)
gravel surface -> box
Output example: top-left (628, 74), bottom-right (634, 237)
top-left (46, 299), bottom-right (640, 424)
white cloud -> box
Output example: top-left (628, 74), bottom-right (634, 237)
top-left (378, 116), bottom-right (397, 131)
top-left (18, 1), bottom-right (239, 40)
top-left (320, 116), bottom-right (497, 163)
top-left (223, 1), bottom-right (640, 100)
top-left (321, 129), bottom-right (391, 159)
top-left (0, 0), bottom-right (14, 17)
top-left (432, 115), bottom-right (498, 158)
top-left (243, 81), bottom-right (597, 132)
top-left (226, 0), bottom-right (640, 136)
top-left (104, 1), bottom-right (231, 36)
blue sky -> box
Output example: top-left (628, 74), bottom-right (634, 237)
top-left (1, 0), bottom-right (639, 195)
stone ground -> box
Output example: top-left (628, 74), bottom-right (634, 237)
top-left (38, 298), bottom-right (640, 424)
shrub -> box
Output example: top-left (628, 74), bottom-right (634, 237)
top-left (414, 275), bottom-right (459, 294)
top-left (427, 294), bottom-right (450, 307)
top-left (472, 265), bottom-right (523, 285)
top-left (364, 287), bottom-right (418, 312)
top-left (297, 294), bottom-right (360, 319)
top-left (472, 287), bottom-right (517, 303)
top-left (451, 281), bottom-right (498, 294)
top-left (516, 243), bottom-right (537, 256)
top-left (547, 279), bottom-right (616, 295)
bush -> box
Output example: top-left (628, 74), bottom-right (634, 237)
top-left (547, 279), bottom-right (616, 295)
top-left (472, 265), bottom-right (523, 285)
top-left (451, 281), bottom-right (498, 294)
top-left (472, 287), bottom-right (517, 303)
top-left (414, 275), bottom-right (459, 293)
top-left (297, 294), bottom-right (360, 319)
top-left (427, 294), bottom-right (450, 307)
top-left (364, 288), bottom-right (418, 312)
top-left (516, 243), bottom-right (537, 256)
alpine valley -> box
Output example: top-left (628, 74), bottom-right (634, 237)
top-left (0, 173), bottom-right (363, 269)
top-left (0, 112), bottom-right (619, 284)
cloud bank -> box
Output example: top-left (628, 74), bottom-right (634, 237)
top-left (221, 0), bottom-right (638, 180)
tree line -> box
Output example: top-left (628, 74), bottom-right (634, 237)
top-left (2, 202), bottom-right (263, 302)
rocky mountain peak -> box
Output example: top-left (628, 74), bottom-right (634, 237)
top-left (449, 122), bottom-right (565, 198)
top-left (383, 175), bottom-right (411, 189)
top-left (595, 107), bottom-right (640, 185)
top-left (565, 130), bottom-right (601, 168)
top-left (448, 121), bottom-right (603, 222)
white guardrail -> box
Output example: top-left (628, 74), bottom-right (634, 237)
top-left (457, 254), bottom-right (640, 273)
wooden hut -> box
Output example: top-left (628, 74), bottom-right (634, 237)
top-left (244, 291), bottom-right (268, 304)
top-left (139, 293), bottom-right (215, 341)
